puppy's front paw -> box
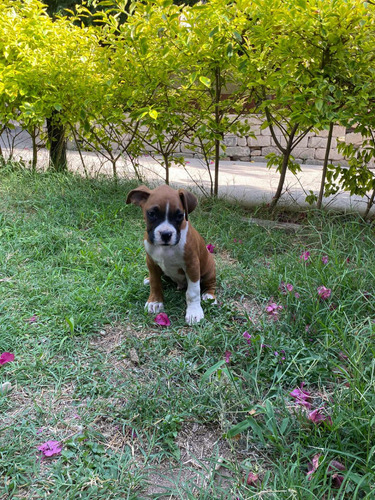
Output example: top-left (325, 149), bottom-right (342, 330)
top-left (185, 304), bottom-right (204, 325)
top-left (145, 301), bottom-right (164, 314)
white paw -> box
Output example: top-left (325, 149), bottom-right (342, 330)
top-left (202, 293), bottom-right (217, 304)
top-left (185, 304), bottom-right (204, 325)
top-left (145, 301), bottom-right (164, 314)
top-left (144, 277), bottom-right (150, 286)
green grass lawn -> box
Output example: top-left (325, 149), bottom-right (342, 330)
top-left (0, 164), bottom-right (374, 499)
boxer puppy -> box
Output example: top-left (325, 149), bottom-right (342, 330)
top-left (126, 185), bottom-right (216, 324)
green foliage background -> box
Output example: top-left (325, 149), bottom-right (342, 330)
top-left (1, 0), bottom-right (375, 204)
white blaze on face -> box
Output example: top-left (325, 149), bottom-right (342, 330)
top-left (153, 202), bottom-right (178, 246)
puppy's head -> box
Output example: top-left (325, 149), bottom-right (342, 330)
top-left (126, 185), bottom-right (197, 246)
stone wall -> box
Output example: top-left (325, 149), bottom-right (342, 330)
top-left (4, 117), bottom-right (368, 167)
top-left (172, 116), bottom-right (366, 166)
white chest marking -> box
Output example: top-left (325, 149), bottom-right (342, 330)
top-left (144, 223), bottom-right (188, 286)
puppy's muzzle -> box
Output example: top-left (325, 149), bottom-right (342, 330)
top-left (160, 230), bottom-right (173, 244)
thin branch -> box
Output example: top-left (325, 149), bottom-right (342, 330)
top-left (265, 107), bottom-right (286, 154)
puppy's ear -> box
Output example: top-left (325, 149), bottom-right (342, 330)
top-left (178, 189), bottom-right (198, 221)
top-left (126, 185), bottom-right (151, 206)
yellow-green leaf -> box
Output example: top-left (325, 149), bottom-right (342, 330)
top-left (149, 109), bottom-right (158, 120)
top-left (199, 76), bottom-right (211, 88)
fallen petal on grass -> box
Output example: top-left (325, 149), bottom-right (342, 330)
top-left (300, 250), bottom-right (310, 261)
top-left (329, 461), bottom-right (346, 488)
top-left (329, 460), bottom-right (346, 472)
top-left (38, 440), bottom-right (63, 457)
top-left (25, 315), bottom-right (38, 324)
top-left (331, 473), bottom-right (345, 488)
top-left (308, 408), bottom-right (333, 425)
top-left (155, 313), bottom-right (171, 326)
top-left (266, 301), bottom-right (283, 320)
top-left (317, 286), bottom-right (331, 300)
top-left (307, 453), bottom-right (321, 480)
top-left (290, 383), bottom-right (312, 409)
top-left (246, 472), bottom-right (259, 486)
top-left (279, 281), bottom-right (293, 294)
top-left (0, 352), bottom-right (15, 365)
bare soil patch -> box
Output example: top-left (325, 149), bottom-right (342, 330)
top-left (143, 422), bottom-right (235, 499)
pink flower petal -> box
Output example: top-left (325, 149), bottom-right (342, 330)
top-left (307, 453), bottom-right (321, 480)
top-left (300, 251), bottom-right (310, 261)
top-left (25, 315), bottom-right (38, 324)
top-left (279, 282), bottom-right (294, 294)
top-left (266, 302), bottom-right (283, 315)
top-left (38, 440), bottom-right (63, 457)
top-left (155, 313), bottom-right (171, 326)
top-left (243, 331), bottom-right (252, 344)
top-left (298, 399), bottom-right (311, 409)
top-left (246, 472), bottom-right (259, 486)
top-left (331, 473), bottom-right (345, 488)
top-left (308, 408), bottom-right (332, 425)
top-left (290, 383), bottom-right (312, 408)
top-left (329, 460), bottom-right (346, 472)
top-left (0, 352), bottom-right (15, 365)
top-left (322, 256), bottom-right (329, 264)
top-left (224, 350), bottom-right (232, 363)
top-left (206, 244), bottom-right (215, 253)
top-left (317, 286), bottom-right (331, 300)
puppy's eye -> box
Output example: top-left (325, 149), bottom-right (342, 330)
top-left (147, 210), bottom-right (157, 219)
top-left (176, 212), bottom-right (184, 222)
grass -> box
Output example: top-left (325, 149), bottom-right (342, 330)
top-left (0, 163), bottom-right (374, 499)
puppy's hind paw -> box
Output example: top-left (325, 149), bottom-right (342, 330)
top-left (145, 301), bottom-right (164, 314)
top-left (144, 277), bottom-right (150, 286)
top-left (202, 293), bottom-right (217, 304)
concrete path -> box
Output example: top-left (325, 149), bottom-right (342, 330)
top-left (4, 146), bottom-right (373, 215)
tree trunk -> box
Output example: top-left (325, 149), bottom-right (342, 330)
top-left (31, 126), bottom-right (38, 171)
top-left (269, 124), bottom-right (299, 210)
top-left (0, 124), bottom-right (6, 160)
top-left (214, 66), bottom-right (222, 197)
top-left (47, 111), bottom-right (67, 172)
top-left (162, 153), bottom-right (170, 185)
top-left (112, 159), bottom-right (118, 182)
top-left (214, 138), bottom-right (220, 196)
top-left (363, 188), bottom-right (375, 220)
top-left (317, 122), bottom-right (334, 209)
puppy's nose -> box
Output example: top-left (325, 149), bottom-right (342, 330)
top-left (161, 231), bottom-right (173, 243)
